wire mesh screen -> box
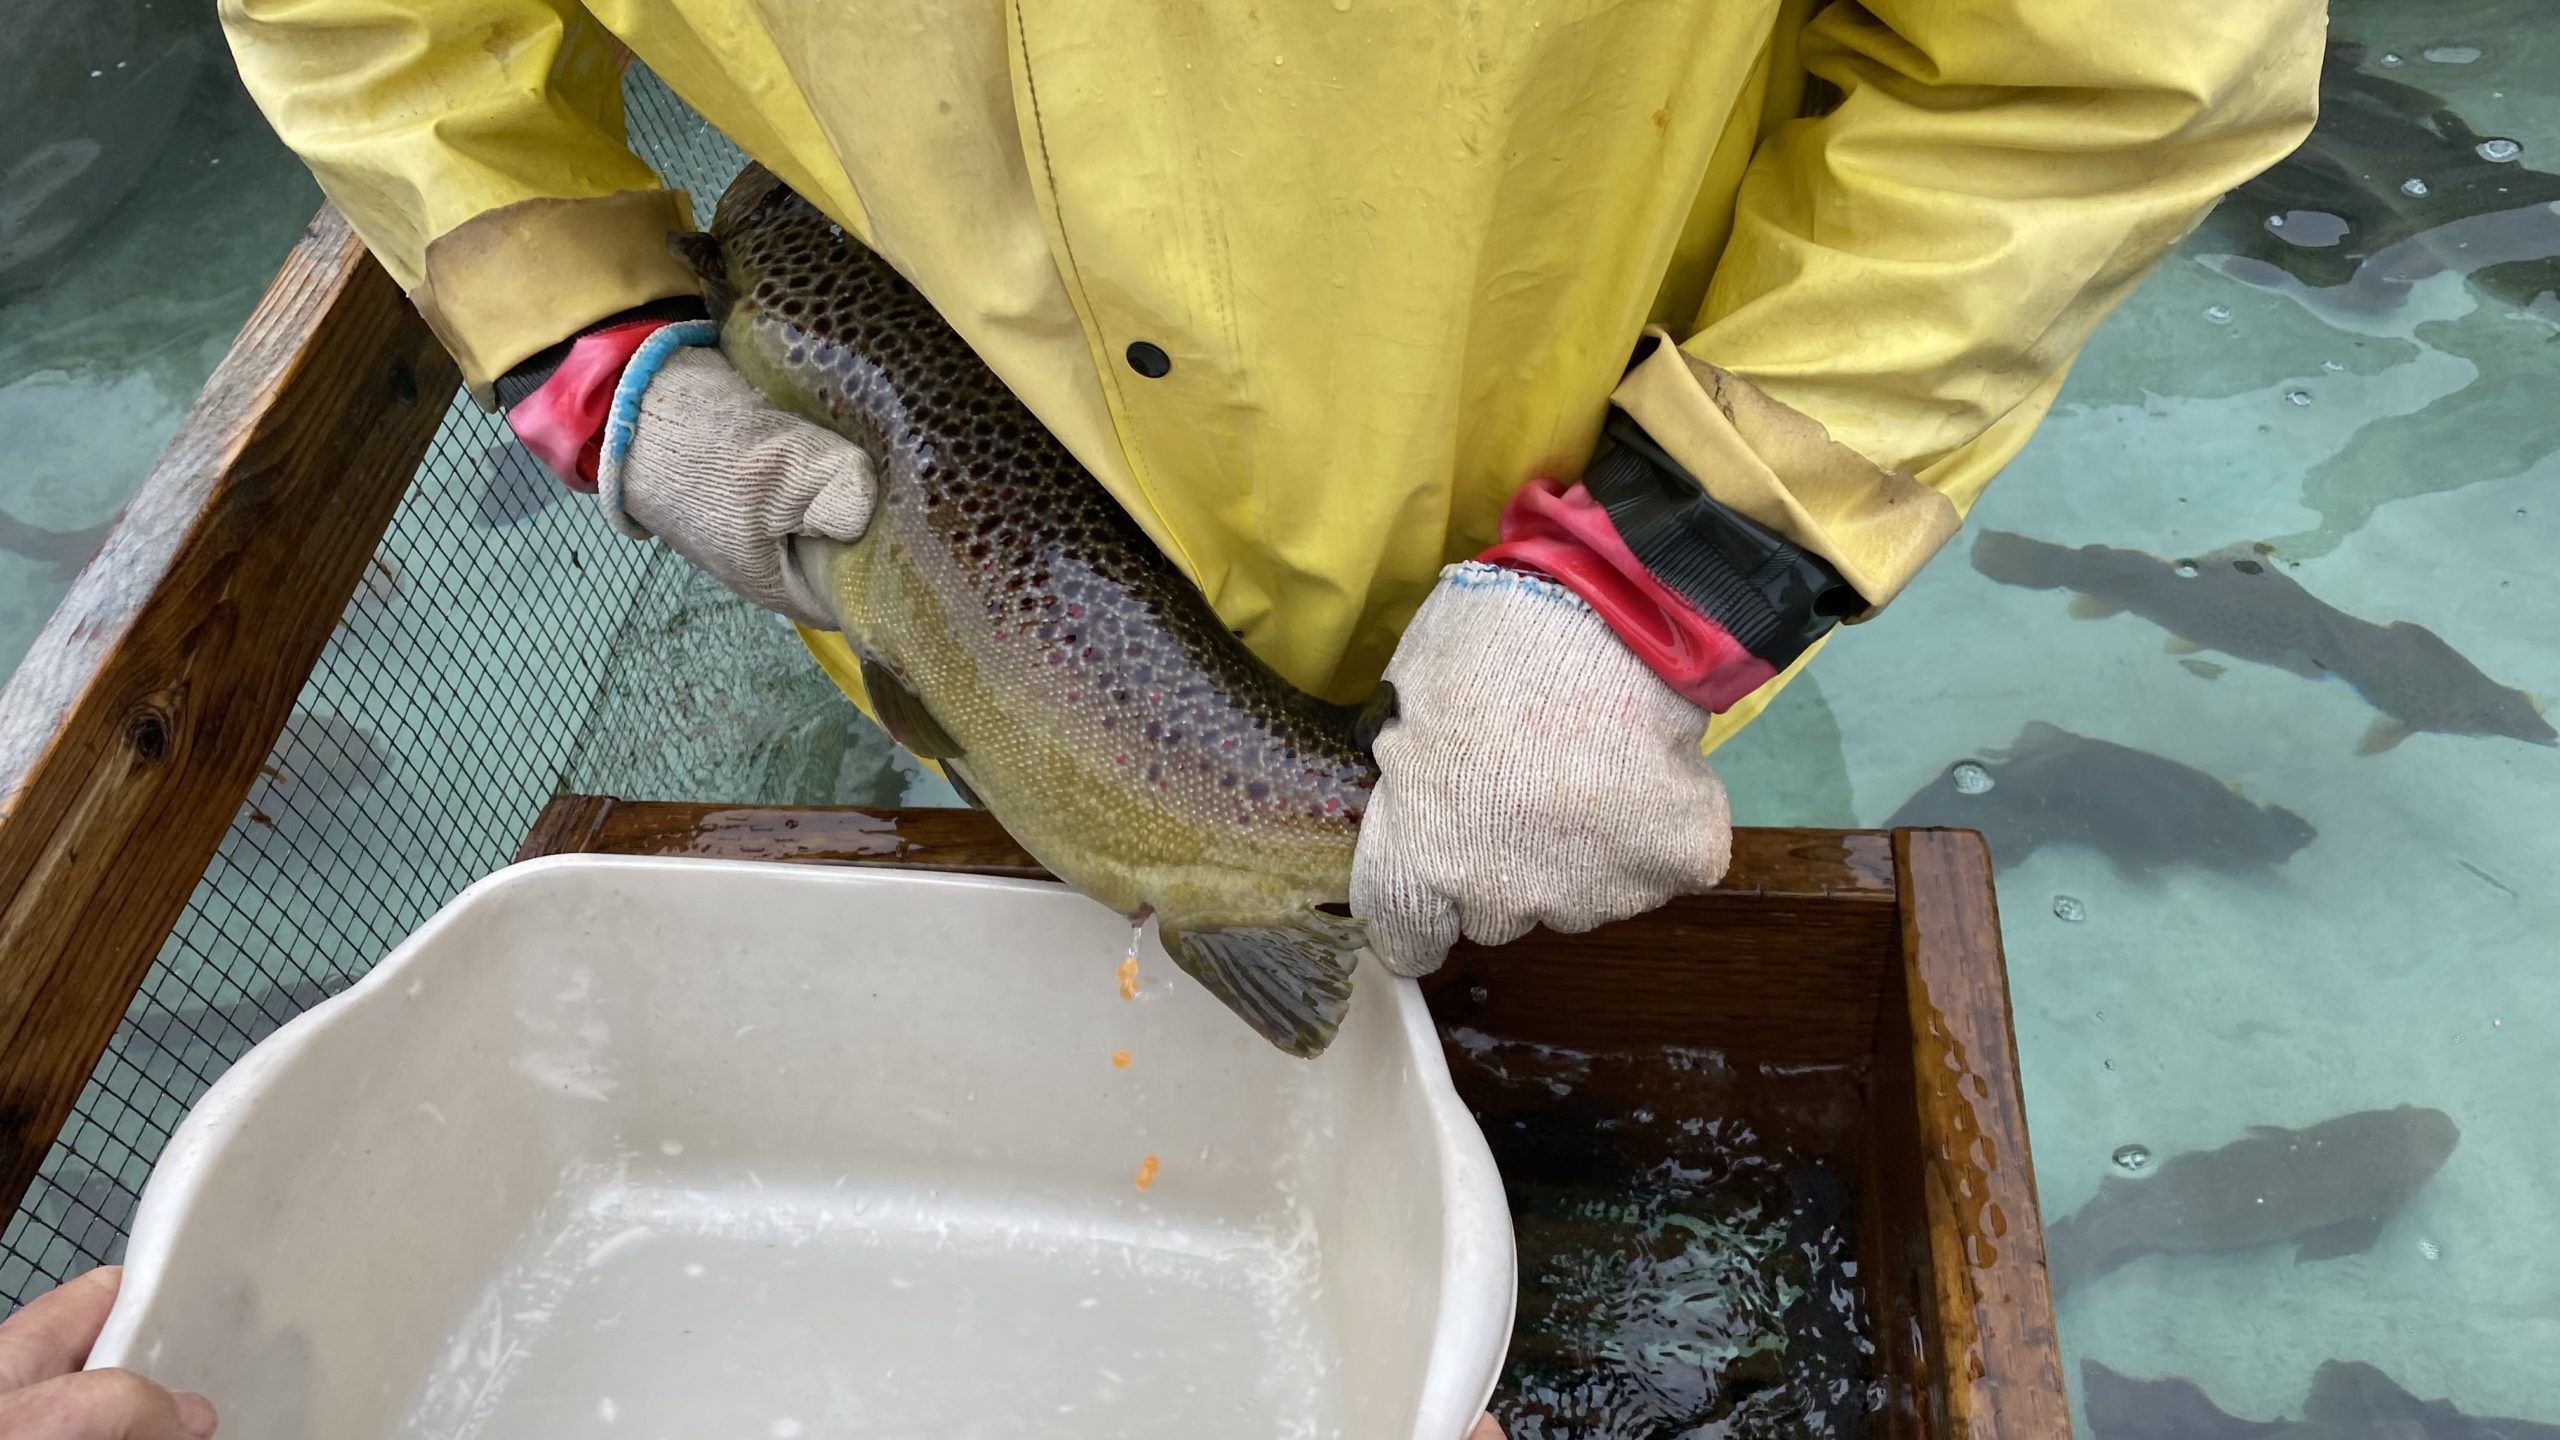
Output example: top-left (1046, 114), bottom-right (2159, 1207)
top-left (0, 69), bottom-right (875, 1306)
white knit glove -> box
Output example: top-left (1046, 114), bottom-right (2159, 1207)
top-left (598, 331), bottom-right (875, 629)
top-left (1351, 562), bottom-right (1734, 977)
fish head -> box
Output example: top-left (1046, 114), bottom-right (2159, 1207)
top-left (2395, 1105), bottom-right (2463, 1172)
top-left (2261, 804), bottom-right (2318, 860)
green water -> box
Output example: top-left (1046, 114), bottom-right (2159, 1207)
top-left (1717, 5), bottom-right (2560, 1428)
top-left (1445, 1035), bottom-right (1875, 1439)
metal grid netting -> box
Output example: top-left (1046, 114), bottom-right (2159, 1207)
top-left (0, 69), bottom-right (787, 1306)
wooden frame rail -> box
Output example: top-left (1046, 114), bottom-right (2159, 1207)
top-left (0, 209), bottom-right (455, 1220)
top-left (519, 797), bottom-right (2068, 1439)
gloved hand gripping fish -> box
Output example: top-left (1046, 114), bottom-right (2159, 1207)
top-left (676, 165), bottom-right (1387, 1058)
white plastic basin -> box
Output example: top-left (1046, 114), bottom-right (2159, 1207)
top-left (90, 857), bottom-right (1514, 1440)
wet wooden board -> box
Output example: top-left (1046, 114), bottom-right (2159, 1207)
top-left (516, 797), bottom-right (2068, 1437)
top-left (0, 208), bottom-right (454, 1221)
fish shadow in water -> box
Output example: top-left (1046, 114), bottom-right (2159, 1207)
top-left (2195, 38), bottom-right (2560, 312)
top-left (1971, 531), bottom-right (2554, 755)
top-left (2045, 1105), bottom-right (2459, 1302)
top-left (2083, 1355), bottom-right (2560, 1440)
top-left (1885, 722), bottom-right (2315, 881)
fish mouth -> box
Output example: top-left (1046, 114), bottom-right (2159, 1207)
top-left (786, 535), bottom-right (854, 627)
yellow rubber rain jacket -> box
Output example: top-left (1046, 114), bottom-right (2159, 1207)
top-left (223, 0), bottom-right (2320, 742)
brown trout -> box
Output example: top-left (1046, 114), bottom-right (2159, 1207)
top-left (2044, 1106), bottom-right (2459, 1299)
top-left (676, 165), bottom-right (1379, 1058)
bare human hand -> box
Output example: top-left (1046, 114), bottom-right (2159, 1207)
top-left (1470, 1415), bottom-right (1504, 1440)
top-left (0, 1268), bottom-right (216, 1439)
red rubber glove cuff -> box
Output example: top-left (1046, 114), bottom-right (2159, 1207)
top-left (504, 319), bottom-right (679, 492)
top-left (1477, 478), bottom-right (1777, 712)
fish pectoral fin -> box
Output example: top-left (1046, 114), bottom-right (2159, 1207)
top-left (2294, 1213), bottom-right (2386, 1262)
top-left (1351, 681), bottom-right (1400, 756)
top-left (938, 764), bottom-right (988, 810)
top-left (1158, 912), bottom-right (1364, 1060)
top-left (2162, 636), bottom-right (2207, 655)
top-left (859, 656), bottom-right (966, 760)
top-left (2356, 717), bottom-right (2414, 756)
top-left (2067, 594), bottom-right (2129, 620)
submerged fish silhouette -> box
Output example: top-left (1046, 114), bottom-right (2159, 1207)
top-left (2046, 1106), bottom-right (2460, 1299)
top-left (2082, 1357), bottom-right (2560, 1440)
top-left (2081, 1360), bottom-right (2292, 1440)
top-left (0, 504), bottom-right (117, 581)
top-left (2305, 1360), bottom-right (2560, 1440)
top-left (2195, 38), bottom-right (2560, 309)
top-left (1885, 722), bottom-right (2313, 878)
top-left (1971, 532), bottom-right (2554, 754)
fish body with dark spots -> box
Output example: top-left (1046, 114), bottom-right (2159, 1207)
top-left (1884, 721), bottom-right (2314, 877)
top-left (1970, 531), bottom-right (2552, 753)
top-left (2046, 1105), bottom-right (2459, 1300)
top-left (692, 165), bottom-right (1376, 1057)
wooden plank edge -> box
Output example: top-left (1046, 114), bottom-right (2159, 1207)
top-left (517, 798), bottom-right (1898, 900)
top-left (0, 206), bottom-right (459, 1220)
top-left (1891, 827), bottom-right (2069, 1439)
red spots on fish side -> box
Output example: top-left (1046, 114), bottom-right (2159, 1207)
top-left (1323, 797), bottom-right (1341, 814)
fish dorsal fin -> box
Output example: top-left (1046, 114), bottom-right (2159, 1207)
top-left (2068, 594), bottom-right (2129, 620)
top-left (859, 656), bottom-right (966, 759)
top-left (2357, 717), bottom-right (2414, 756)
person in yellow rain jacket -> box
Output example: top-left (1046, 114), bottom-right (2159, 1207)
top-left (223, 1), bottom-right (2320, 989)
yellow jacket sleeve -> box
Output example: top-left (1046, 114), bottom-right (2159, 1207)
top-left (1616, 0), bottom-right (2323, 613)
top-left (220, 0), bottom-right (703, 391)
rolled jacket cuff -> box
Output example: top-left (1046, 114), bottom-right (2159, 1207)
top-left (1478, 480), bottom-right (1777, 714)
top-left (595, 319), bottom-right (722, 541)
top-left (412, 188), bottom-right (705, 400)
top-left (1610, 327), bottom-right (1962, 615)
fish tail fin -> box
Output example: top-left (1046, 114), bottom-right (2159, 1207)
top-left (1158, 912), bottom-right (1363, 1059)
top-left (1968, 529), bottom-right (2064, 589)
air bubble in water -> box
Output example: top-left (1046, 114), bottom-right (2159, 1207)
top-left (2053, 895), bottom-right (2086, 923)
top-left (2323, 359), bottom-right (2345, 372)
top-left (2422, 45), bottom-right (2481, 63)
top-left (2287, 390), bottom-right (2314, 407)
top-left (2478, 137), bottom-right (2522, 162)
top-left (2204, 303), bottom-right (2232, 323)
top-left (2379, 51), bottom-right (2405, 66)
top-left (2417, 1236), bottom-right (2443, 1261)
top-left (2111, 1144), bottom-right (2152, 1173)
top-left (2400, 177), bottom-right (2430, 198)
top-left (2264, 214), bottom-right (2286, 230)
top-left (1952, 761), bottom-right (1994, 795)
top-left (2174, 559), bottom-right (2201, 578)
